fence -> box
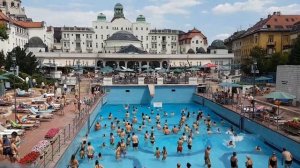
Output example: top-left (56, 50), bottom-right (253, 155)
top-left (33, 93), bottom-right (102, 168)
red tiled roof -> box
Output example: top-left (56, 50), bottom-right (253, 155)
top-left (242, 13), bottom-right (300, 37)
top-left (179, 28), bottom-right (207, 42)
top-left (18, 21), bottom-right (44, 28)
top-left (0, 11), bottom-right (44, 28)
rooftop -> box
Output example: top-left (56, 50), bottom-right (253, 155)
top-left (106, 31), bottom-right (140, 41)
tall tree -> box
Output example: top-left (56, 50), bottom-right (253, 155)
top-left (5, 47), bottom-right (38, 75)
top-left (241, 46), bottom-right (266, 74)
top-left (0, 24), bottom-right (8, 40)
top-left (0, 51), bottom-right (5, 68)
top-left (288, 36), bottom-right (300, 65)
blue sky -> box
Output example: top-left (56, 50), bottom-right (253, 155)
top-left (23, 0), bottom-right (300, 43)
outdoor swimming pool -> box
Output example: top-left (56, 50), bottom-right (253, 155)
top-left (56, 86), bottom-right (300, 168)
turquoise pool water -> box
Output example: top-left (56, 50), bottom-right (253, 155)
top-left (71, 103), bottom-right (299, 168)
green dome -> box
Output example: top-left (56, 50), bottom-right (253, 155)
top-left (115, 3), bottom-right (123, 9)
top-left (97, 13), bottom-right (106, 21)
top-left (209, 40), bottom-right (227, 49)
top-left (136, 15), bottom-right (146, 22)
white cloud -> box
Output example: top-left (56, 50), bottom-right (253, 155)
top-left (212, 0), bottom-right (273, 14)
top-left (142, 0), bottom-right (202, 28)
top-left (201, 10), bottom-right (208, 14)
top-left (214, 33), bottom-right (230, 40)
top-left (266, 3), bottom-right (300, 15)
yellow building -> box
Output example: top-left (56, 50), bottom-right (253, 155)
top-left (231, 12), bottom-right (300, 63)
top-left (290, 21), bottom-right (300, 44)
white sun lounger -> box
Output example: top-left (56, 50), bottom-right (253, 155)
top-left (0, 125), bottom-right (24, 135)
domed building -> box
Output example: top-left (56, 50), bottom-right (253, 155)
top-left (104, 31), bottom-right (144, 53)
top-left (92, 3), bottom-right (150, 53)
top-left (208, 40), bottom-right (228, 54)
top-left (25, 36), bottom-right (47, 52)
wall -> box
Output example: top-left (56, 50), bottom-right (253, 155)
top-left (106, 85), bottom-right (196, 105)
top-left (193, 95), bottom-right (300, 161)
top-left (276, 65), bottom-right (300, 102)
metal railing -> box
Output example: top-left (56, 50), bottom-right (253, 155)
top-left (200, 92), bottom-right (300, 143)
top-left (34, 94), bottom-right (102, 168)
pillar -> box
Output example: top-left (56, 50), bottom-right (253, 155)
top-left (159, 61), bottom-right (163, 68)
top-left (139, 61), bottom-right (142, 72)
top-left (125, 61), bottom-right (128, 68)
top-left (102, 60), bottom-right (106, 67)
top-left (117, 61), bottom-right (120, 68)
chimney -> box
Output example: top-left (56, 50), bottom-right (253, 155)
top-left (268, 14), bottom-right (271, 18)
top-left (273, 12), bottom-right (276, 15)
top-left (277, 11), bottom-right (281, 16)
top-left (260, 18), bottom-right (263, 21)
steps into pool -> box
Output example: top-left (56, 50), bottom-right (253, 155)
top-left (148, 84), bottom-right (155, 97)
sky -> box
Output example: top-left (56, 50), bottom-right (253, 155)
top-left (23, 0), bottom-right (300, 43)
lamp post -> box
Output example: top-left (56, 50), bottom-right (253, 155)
top-left (251, 60), bottom-right (259, 119)
top-left (12, 55), bottom-right (17, 122)
top-left (76, 60), bottom-right (81, 112)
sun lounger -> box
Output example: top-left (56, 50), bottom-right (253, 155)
top-left (10, 120), bottom-right (36, 130)
top-left (16, 88), bottom-right (31, 97)
top-left (0, 125), bottom-right (24, 135)
top-left (0, 100), bottom-right (12, 106)
top-left (32, 96), bottom-right (46, 104)
top-left (27, 114), bottom-right (53, 122)
top-left (29, 107), bottom-right (54, 114)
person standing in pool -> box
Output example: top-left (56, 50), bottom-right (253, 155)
top-left (87, 142), bottom-right (95, 161)
top-left (245, 155), bottom-right (253, 168)
top-left (95, 160), bottom-right (104, 168)
top-left (282, 148), bottom-right (293, 168)
top-left (144, 131), bottom-right (149, 143)
top-left (115, 142), bottom-right (121, 160)
top-left (120, 139), bottom-right (127, 157)
top-left (110, 133), bottom-right (115, 146)
top-left (162, 146), bottom-right (167, 160)
top-left (269, 152), bottom-right (277, 168)
top-left (70, 154), bottom-right (79, 168)
top-left (230, 152), bottom-right (238, 168)
top-left (132, 133), bottom-right (139, 150)
top-left (187, 135), bottom-right (192, 150)
top-left (155, 147), bottom-right (160, 159)
top-left (177, 138), bottom-right (183, 153)
top-left (150, 132), bottom-right (155, 145)
top-left (126, 134), bottom-right (131, 147)
top-left (204, 146), bottom-right (211, 168)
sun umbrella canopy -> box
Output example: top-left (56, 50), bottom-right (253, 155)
top-left (255, 76), bottom-right (272, 81)
top-left (264, 91), bottom-right (296, 100)
top-left (204, 63), bottom-right (217, 68)
top-left (157, 68), bottom-right (168, 73)
top-left (100, 66), bottom-right (113, 73)
top-left (141, 65), bottom-right (150, 68)
top-left (219, 82), bottom-right (242, 88)
top-left (143, 68), bottom-right (155, 73)
top-left (187, 67), bottom-right (199, 71)
top-left (114, 67), bottom-right (123, 71)
top-left (172, 68), bottom-right (183, 73)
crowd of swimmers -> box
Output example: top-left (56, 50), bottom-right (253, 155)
top-left (69, 105), bottom-right (294, 168)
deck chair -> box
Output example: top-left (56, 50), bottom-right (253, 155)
top-left (0, 125), bottom-right (24, 135)
top-left (10, 120), bottom-right (35, 130)
top-left (30, 107), bottom-right (54, 114)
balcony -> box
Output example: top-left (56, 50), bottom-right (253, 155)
top-left (162, 40), bottom-right (167, 45)
top-left (75, 38), bottom-right (81, 42)
top-left (266, 41), bottom-right (276, 46)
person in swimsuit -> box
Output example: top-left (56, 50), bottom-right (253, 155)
top-left (177, 138), bottom-right (183, 153)
top-left (187, 135), bottom-right (192, 150)
top-left (132, 133), bottom-right (139, 150)
top-left (95, 160), bottom-right (104, 168)
top-left (204, 146), bottom-right (211, 168)
top-left (87, 142), bottom-right (95, 161)
top-left (150, 132), bottom-right (155, 145)
top-left (155, 147), bottom-right (160, 159)
top-left (269, 152), bottom-right (277, 168)
top-left (10, 140), bottom-right (18, 163)
top-left (69, 154), bottom-right (79, 168)
top-left (245, 155), bottom-right (253, 168)
top-left (162, 146), bottom-right (167, 160)
top-left (230, 152), bottom-right (238, 168)
top-left (282, 148), bottom-right (293, 168)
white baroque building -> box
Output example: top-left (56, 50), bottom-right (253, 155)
top-left (92, 3), bottom-right (150, 53)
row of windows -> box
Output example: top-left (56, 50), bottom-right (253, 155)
top-left (63, 33), bottom-right (93, 39)
top-left (151, 36), bottom-right (177, 41)
top-left (94, 25), bottom-right (149, 31)
top-left (2, 1), bottom-right (20, 8)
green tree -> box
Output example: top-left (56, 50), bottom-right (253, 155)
top-left (241, 46), bottom-right (266, 74)
top-left (5, 46), bottom-right (39, 75)
top-left (288, 36), bottom-right (300, 65)
top-left (0, 51), bottom-right (5, 68)
top-left (0, 24), bottom-right (8, 40)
